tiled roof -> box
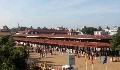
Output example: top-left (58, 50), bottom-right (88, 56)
top-left (13, 34), bottom-right (112, 39)
top-left (13, 37), bottom-right (110, 48)
top-left (26, 29), bottom-right (69, 34)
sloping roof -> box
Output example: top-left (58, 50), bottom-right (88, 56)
top-left (13, 34), bottom-right (112, 39)
top-left (27, 29), bottom-right (69, 34)
top-left (13, 37), bottom-right (110, 48)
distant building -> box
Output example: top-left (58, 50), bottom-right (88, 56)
top-left (0, 25), bottom-right (10, 32)
top-left (56, 26), bottom-right (67, 30)
top-left (94, 26), bottom-right (118, 36)
top-left (68, 29), bottom-right (83, 35)
top-left (15, 27), bottom-right (85, 35)
top-left (16, 27), bottom-right (69, 35)
top-left (0, 25), bottom-right (12, 36)
top-left (94, 30), bottom-right (108, 35)
top-left (104, 29), bottom-right (117, 35)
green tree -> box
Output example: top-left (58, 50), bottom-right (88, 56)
top-left (0, 36), bottom-right (9, 45)
top-left (106, 26), bottom-right (110, 30)
top-left (110, 32), bottom-right (120, 50)
top-left (4, 37), bottom-right (14, 48)
top-left (10, 47), bottom-right (28, 70)
top-left (0, 36), bottom-right (28, 70)
top-left (98, 26), bottom-right (103, 31)
top-left (0, 59), bottom-right (16, 70)
top-left (110, 31), bottom-right (120, 61)
top-left (81, 26), bottom-right (98, 35)
top-left (117, 27), bottom-right (120, 32)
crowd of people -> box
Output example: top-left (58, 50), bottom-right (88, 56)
top-left (27, 45), bottom-right (107, 70)
top-left (28, 45), bottom-right (99, 60)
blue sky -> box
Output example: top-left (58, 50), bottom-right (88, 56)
top-left (0, 0), bottom-right (120, 29)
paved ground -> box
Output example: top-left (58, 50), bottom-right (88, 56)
top-left (29, 51), bottom-right (120, 70)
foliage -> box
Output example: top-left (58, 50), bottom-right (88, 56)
top-left (97, 26), bottom-right (103, 31)
top-left (6, 37), bottom-right (15, 47)
top-left (0, 58), bottom-right (16, 70)
top-left (110, 32), bottom-right (120, 51)
top-left (106, 26), bottom-right (110, 30)
top-left (30, 65), bottom-right (39, 70)
top-left (0, 36), bottom-right (28, 70)
top-left (0, 36), bottom-right (9, 45)
top-left (81, 26), bottom-right (98, 35)
top-left (117, 27), bottom-right (120, 32)
top-left (10, 47), bottom-right (28, 70)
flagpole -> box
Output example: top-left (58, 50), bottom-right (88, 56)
top-left (99, 52), bottom-right (101, 70)
top-left (92, 64), bottom-right (93, 70)
top-left (105, 52), bottom-right (107, 70)
top-left (85, 52), bottom-right (89, 70)
top-left (86, 60), bottom-right (87, 70)
top-left (91, 54), bottom-right (94, 70)
top-left (85, 52), bottom-right (88, 70)
top-left (106, 64), bottom-right (107, 70)
top-left (99, 57), bottom-right (101, 70)
top-left (99, 65), bottom-right (100, 70)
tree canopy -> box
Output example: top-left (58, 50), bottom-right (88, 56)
top-left (117, 27), bottom-right (120, 32)
top-left (0, 36), bottom-right (28, 70)
top-left (106, 26), bottom-right (110, 30)
top-left (110, 31), bottom-right (120, 51)
top-left (97, 26), bottom-right (103, 31)
top-left (81, 26), bottom-right (98, 35)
